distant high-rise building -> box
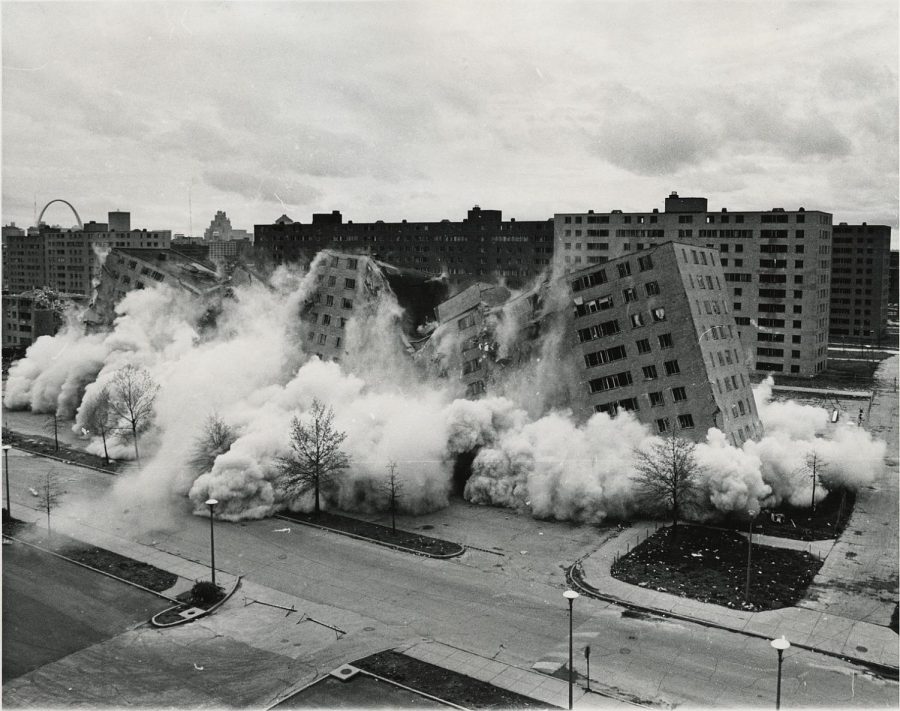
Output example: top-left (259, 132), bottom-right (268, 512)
top-left (108, 211), bottom-right (131, 232)
top-left (553, 194), bottom-right (833, 377)
top-left (830, 223), bottom-right (892, 343)
top-left (204, 210), bottom-right (233, 241)
top-left (255, 206), bottom-right (554, 290)
top-left (890, 251), bottom-right (898, 308)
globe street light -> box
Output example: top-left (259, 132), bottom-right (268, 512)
top-left (205, 498), bottom-right (218, 588)
top-left (2, 445), bottom-right (11, 519)
top-left (770, 635), bottom-right (791, 709)
top-left (745, 509), bottom-right (758, 603)
top-left (563, 589), bottom-right (579, 709)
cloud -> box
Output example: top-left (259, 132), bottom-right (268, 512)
top-left (202, 169), bottom-right (321, 207)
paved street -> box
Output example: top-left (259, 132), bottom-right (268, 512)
top-left (1, 434), bottom-right (897, 708)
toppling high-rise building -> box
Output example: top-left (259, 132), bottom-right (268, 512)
top-left (423, 241), bottom-right (763, 446)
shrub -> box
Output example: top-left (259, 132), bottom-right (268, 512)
top-left (190, 580), bottom-right (223, 605)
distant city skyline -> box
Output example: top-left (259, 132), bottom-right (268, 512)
top-left (3, 2), bottom-right (897, 245)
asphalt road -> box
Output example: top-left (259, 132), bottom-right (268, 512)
top-left (2, 436), bottom-right (897, 708)
top-left (2, 537), bottom-right (166, 680)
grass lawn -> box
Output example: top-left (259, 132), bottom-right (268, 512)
top-left (611, 525), bottom-right (822, 611)
top-left (278, 509), bottom-right (464, 557)
top-left (719, 489), bottom-right (855, 541)
top-left (353, 650), bottom-right (551, 709)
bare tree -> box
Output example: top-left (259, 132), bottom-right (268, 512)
top-left (108, 365), bottom-right (159, 462)
top-left (81, 386), bottom-right (115, 464)
top-left (190, 413), bottom-right (236, 474)
top-left (381, 461), bottom-right (405, 534)
top-left (797, 450), bottom-right (827, 513)
top-left (43, 413), bottom-right (60, 452)
top-left (37, 469), bottom-right (64, 536)
top-left (278, 399), bottom-right (349, 515)
top-left (633, 431), bottom-right (704, 538)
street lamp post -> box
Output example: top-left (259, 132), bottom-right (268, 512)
top-left (745, 509), bottom-right (758, 603)
top-left (770, 635), bottom-right (791, 709)
top-left (205, 498), bottom-right (218, 588)
top-left (2, 445), bottom-right (11, 519)
top-left (563, 589), bottom-right (579, 709)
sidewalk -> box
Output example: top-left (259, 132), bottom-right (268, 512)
top-left (577, 522), bottom-right (899, 672)
top-left (397, 639), bottom-right (633, 709)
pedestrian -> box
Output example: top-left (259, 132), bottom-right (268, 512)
top-left (858, 408), bottom-right (863, 425)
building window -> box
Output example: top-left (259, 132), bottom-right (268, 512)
top-left (623, 287), bottom-right (637, 303)
top-left (466, 380), bottom-right (486, 397)
top-left (588, 371), bottom-right (633, 393)
top-left (656, 418), bottom-right (670, 434)
top-left (658, 333), bottom-right (674, 349)
top-left (672, 386), bottom-right (687, 402)
top-left (616, 262), bottom-right (632, 278)
top-left (577, 319), bottom-right (621, 343)
top-left (346, 258), bottom-right (358, 269)
top-left (664, 360), bottom-right (680, 376)
top-left (342, 298), bottom-right (353, 309)
top-left (645, 281), bottom-right (660, 296)
top-left (630, 313), bottom-right (645, 328)
top-left (458, 314), bottom-right (476, 330)
top-left (636, 338), bottom-right (651, 354)
top-left (649, 391), bottom-right (664, 407)
top-left (642, 364), bottom-right (658, 379)
top-left (584, 344), bottom-right (628, 368)
top-left (462, 358), bottom-right (481, 375)
top-left (638, 255), bottom-right (653, 271)
top-left (345, 278), bottom-right (356, 289)
top-left (328, 275), bottom-right (337, 286)
top-left (677, 414), bottom-right (695, 429)
top-left (318, 333), bottom-right (327, 345)
top-left (322, 314), bottom-right (331, 326)
top-left (325, 295), bottom-right (334, 306)
top-left (651, 308), bottom-right (666, 322)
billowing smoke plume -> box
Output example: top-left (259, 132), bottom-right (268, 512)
top-left (3, 257), bottom-right (889, 528)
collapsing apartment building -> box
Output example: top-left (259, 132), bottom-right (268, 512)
top-left (421, 241), bottom-right (763, 446)
top-left (299, 250), bottom-right (448, 361)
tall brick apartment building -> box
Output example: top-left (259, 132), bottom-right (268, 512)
top-left (2, 214), bottom-right (171, 297)
top-left (829, 223), bottom-right (892, 343)
top-left (255, 206), bottom-right (553, 290)
top-left (424, 241), bottom-right (762, 445)
top-left (553, 193), bottom-right (832, 377)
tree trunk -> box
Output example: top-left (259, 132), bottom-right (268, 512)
top-left (391, 497), bottom-right (396, 534)
top-left (101, 430), bottom-right (110, 465)
top-left (53, 415), bottom-right (59, 452)
top-left (132, 423), bottom-right (140, 462)
top-left (314, 476), bottom-right (320, 516)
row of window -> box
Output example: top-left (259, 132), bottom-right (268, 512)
top-left (574, 282), bottom-right (661, 317)
top-left (307, 331), bottom-right (342, 348)
top-left (588, 360), bottom-right (682, 394)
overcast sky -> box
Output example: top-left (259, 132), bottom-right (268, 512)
top-left (2, 1), bottom-right (897, 244)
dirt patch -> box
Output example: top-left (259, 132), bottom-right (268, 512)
top-left (719, 489), bottom-right (856, 541)
top-left (57, 544), bottom-right (177, 592)
top-left (611, 525), bottom-right (823, 611)
top-left (354, 650), bottom-right (552, 709)
top-left (278, 510), bottom-right (463, 557)
top-left (2, 429), bottom-right (123, 473)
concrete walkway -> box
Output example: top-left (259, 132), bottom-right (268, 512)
top-left (399, 639), bottom-right (633, 709)
top-left (799, 355), bottom-right (899, 627)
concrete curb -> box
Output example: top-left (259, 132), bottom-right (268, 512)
top-left (275, 513), bottom-right (465, 560)
top-left (150, 576), bottom-right (243, 628)
top-left (565, 562), bottom-right (899, 681)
